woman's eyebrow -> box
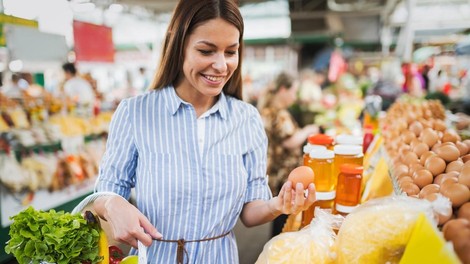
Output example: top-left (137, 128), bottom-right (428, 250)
top-left (196, 40), bottom-right (239, 48)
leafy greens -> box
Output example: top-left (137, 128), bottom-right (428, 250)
top-left (5, 206), bottom-right (102, 264)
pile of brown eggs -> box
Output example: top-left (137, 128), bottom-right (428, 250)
top-left (383, 99), bottom-right (470, 263)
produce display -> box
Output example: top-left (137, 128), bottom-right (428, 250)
top-left (382, 98), bottom-right (470, 263)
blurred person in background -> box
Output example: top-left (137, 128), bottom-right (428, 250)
top-left (61, 62), bottom-right (95, 107)
top-left (73, 0), bottom-right (316, 262)
top-left (258, 72), bottom-right (319, 237)
top-left (0, 73), bottom-right (25, 100)
top-left (133, 66), bottom-right (150, 95)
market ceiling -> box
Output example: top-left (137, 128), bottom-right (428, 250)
top-left (88, 0), bottom-right (469, 46)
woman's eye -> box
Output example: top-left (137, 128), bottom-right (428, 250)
top-left (226, 51), bottom-right (237, 56)
top-left (199, 50), bottom-right (213, 55)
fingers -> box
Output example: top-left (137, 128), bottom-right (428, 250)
top-left (291, 183), bottom-right (305, 214)
top-left (283, 181), bottom-right (293, 213)
top-left (304, 183), bottom-right (316, 210)
top-left (140, 214), bottom-right (163, 239)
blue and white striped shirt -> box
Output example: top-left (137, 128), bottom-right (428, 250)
top-left (95, 86), bottom-right (272, 263)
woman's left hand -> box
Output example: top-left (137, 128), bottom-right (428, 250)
top-left (270, 181), bottom-right (316, 215)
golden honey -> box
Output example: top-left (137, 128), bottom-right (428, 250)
top-left (334, 164), bottom-right (363, 215)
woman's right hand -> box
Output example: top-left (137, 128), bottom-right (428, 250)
top-left (94, 195), bottom-right (162, 248)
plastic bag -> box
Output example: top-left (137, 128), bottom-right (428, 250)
top-left (256, 208), bottom-right (343, 264)
top-left (336, 195), bottom-right (436, 264)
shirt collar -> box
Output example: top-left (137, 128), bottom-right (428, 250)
top-left (164, 86), bottom-right (228, 120)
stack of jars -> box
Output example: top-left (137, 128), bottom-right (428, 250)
top-left (301, 133), bottom-right (364, 227)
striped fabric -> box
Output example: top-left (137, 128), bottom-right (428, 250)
top-left (95, 86), bottom-right (272, 263)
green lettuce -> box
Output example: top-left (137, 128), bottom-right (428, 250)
top-left (5, 206), bottom-right (102, 264)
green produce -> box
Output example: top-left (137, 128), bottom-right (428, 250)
top-left (5, 206), bottom-right (102, 264)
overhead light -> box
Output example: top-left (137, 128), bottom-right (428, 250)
top-left (109, 4), bottom-right (124, 13)
top-left (9, 60), bottom-right (23, 72)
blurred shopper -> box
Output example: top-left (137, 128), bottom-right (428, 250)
top-left (298, 68), bottom-right (325, 112)
top-left (133, 66), bottom-right (150, 94)
top-left (62, 62), bottom-right (95, 106)
top-left (0, 73), bottom-right (24, 100)
top-left (73, 1), bottom-right (316, 263)
top-left (258, 72), bottom-right (319, 237)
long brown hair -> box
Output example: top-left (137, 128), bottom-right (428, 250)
top-left (150, 0), bottom-right (244, 100)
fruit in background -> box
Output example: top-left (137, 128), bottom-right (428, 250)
top-left (288, 166), bottom-right (315, 189)
top-left (120, 255), bottom-right (138, 264)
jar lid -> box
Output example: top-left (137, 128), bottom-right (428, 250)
top-left (309, 149), bottom-right (334, 159)
top-left (303, 144), bottom-right (326, 154)
top-left (334, 144), bottom-right (363, 155)
top-left (335, 134), bottom-right (363, 145)
top-left (303, 144), bottom-right (312, 154)
top-left (308, 134), bottom-right (334, 145)
top-left (340, 163), bottom-right (364, 174)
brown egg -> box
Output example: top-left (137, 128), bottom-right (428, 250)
top-left (440, 177), bottom-right (459, 189)
top-left (419, 183), bottom-right (440, 198)
top-left (401, 182), bottom-right (420, 196)
top-left (442, 131), bottom-right (460, 143)
top-left (398, 144), bottom-right (411, 157)
top-left (399, 176), bottom-right (414, 186)
top-left (460, 164), bottom-right (470, 188)
top-left (433, 119), bottom-right (447, 132)
top-left (423, 193), bottom-right (453, 225)
top-left (412, 169), bottom-right (434, 188)
top-left (435, 144), bottom-right (460, 163)
top-left (443, 218), bottom-right (470, 241)
top-left (420, 151), bottom-right (436, 166)
top-left (462, 154), bottom-right (470, 164)
top-left (464, 140), bottom-right (470, 150)
top-left (394, 164), bottom-right (409, 178)
top-left (403, 152), bottom-right (419, 166)
top-left (401, 130), bottom-right (416, 144)
top-left (425, 156), bottom-right (446, 176)
top-left (447, 171), bottom-right (461, 178)
top-left (431, 142), bottom-right (442, 152)
top-left (409, 163), bottom-right (424, 176)
top-left (440, 183), bottom-right (470, 207)
top-left (421, 128), bottom-right (439, 148)
top-left (458, 202), bottom-right (470, 222)
top-left (456, 141), bottom-right (469, 156)
top-left (408, 121), bottom-right (424, 137)
top-left (452, 230), bottom-right (470, 264)
top-left (412, 142), bottom-right (429, 158)
top-left (446, 160), bottom-right (464, 173)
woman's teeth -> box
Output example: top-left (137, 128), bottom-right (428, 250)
top-left (204, 75), bottom-right (223, 82)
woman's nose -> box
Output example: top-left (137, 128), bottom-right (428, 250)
top-left (212, 53), bottom-right (227, 72)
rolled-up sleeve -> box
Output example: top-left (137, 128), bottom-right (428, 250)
top-left (244, 112), bottom-right (272, 203)
top-left (95, 99), bottom-right (137, 199)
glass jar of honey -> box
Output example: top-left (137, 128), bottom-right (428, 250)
top-left (333, 145), bottom-right (363, 187)
top-left (335, 164), bottom-right (363, 215)
top-left (303, 144), bottom-right (327, 166)
top-left (301, 149), bottom-right (335, 228)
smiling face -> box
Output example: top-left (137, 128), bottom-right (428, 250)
top-left (176, 18), bottom-right (240, 105)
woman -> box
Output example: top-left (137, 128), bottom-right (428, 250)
top-left (74, 0), bottom-right (316, 262)
top-left (258, 72), bottom-right (319, 237)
